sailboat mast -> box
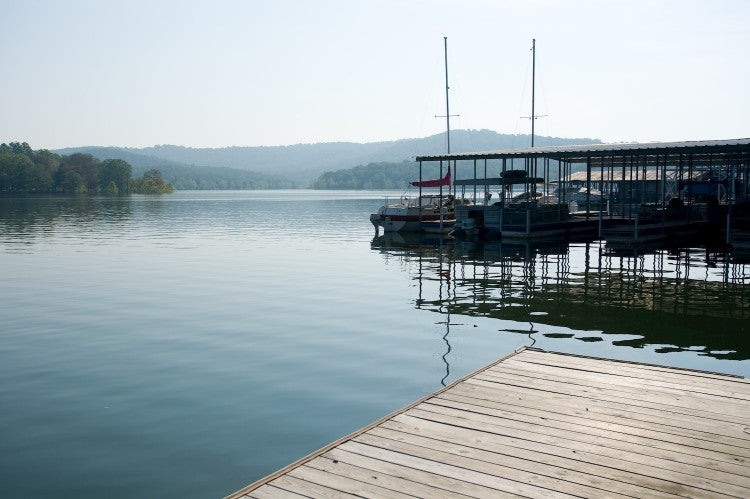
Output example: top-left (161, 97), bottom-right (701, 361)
top-left (443, 36), bottom-right (451, 154)
top-left (531, 38), bottom-right (536, 148)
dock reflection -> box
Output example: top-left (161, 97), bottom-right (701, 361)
top-left (371, 233), bottom-right (750, 361)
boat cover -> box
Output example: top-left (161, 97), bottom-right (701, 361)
top-left (411, 166), bottom-right (451, 188)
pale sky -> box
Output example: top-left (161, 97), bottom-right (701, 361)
top-left (2, 0), bottom-right (748, 149)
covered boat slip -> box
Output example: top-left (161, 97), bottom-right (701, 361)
top-left (228, 348), bottom-right (750, 498)
top-left (418, 139), bottom-right (750, 242)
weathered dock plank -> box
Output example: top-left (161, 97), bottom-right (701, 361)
top-left (472, 370), bottom-right (750, 425)
top-left (519, 349), bottom-right (750, 388)
top-left (448, 378), bottom-right (750, 440)
top-left (495, 358), bottom-right (750, 402)
top-left (227, 348), bottom-right (750, 498)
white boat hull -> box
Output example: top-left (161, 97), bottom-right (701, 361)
top-left (370, 195), bottom-right (456, 233)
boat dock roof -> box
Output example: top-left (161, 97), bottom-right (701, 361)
top-left (416, 138), bottom-right (750, 164)
top-left (227, 347), bottom-right (750, 498)
top-left (453, 176), bottom-right (545, 186)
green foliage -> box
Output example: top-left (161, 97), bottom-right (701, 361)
top-left (144, 164), bottom-right (284, 190)
top-left (54, 146), bottom-right (299, 189)
top-left (104, 181), bottom-right (119, 195)
top-left (0, 142), bottom-right (172, 195)
top-left (60, 170), bottom-right (86, 194)
top-left (100, 159), bottom-right (132, 193)
top-left (58, 153), bottom-right (99, 193)
top-left (130, 169), bottom-right (174, 194)
top-left (23, 150), bottom-right (57, 191)
top-left (0, 148), bottom-right (34, 191)
top-left (310, 160), bottom-right (421, 189)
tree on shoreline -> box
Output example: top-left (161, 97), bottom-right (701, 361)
top-left (130, 169), bottom-right (174, 194)
top-left (0, 142), bottom-right (172, 194)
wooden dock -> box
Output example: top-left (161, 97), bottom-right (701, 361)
top-left (227, 348), bottom-right (750, 498)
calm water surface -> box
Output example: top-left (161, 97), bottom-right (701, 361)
top-left (1, 190), bottom-right (748, 497)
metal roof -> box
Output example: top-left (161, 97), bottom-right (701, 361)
top-left (453, 176), bottom-right (545, 186)
top-left (415, 138), bottom-right (750, 163)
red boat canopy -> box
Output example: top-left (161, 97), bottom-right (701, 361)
top-left (411, 166), bottom-right (451, 188)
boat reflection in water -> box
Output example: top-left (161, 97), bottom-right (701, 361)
top-left (371, 233), bottom-right (750, 367)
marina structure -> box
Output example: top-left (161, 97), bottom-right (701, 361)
top-left (417, 138), bottom-right (750, 245)
top-left (227, 347), bottom-right (750, 498)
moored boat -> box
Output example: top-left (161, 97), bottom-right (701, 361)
top-left (370, 190), bottom-right (462, 233)
top-left (421, 217), bottom-right (456, 234)
top-left (371, 36), bottom-right (463, 235)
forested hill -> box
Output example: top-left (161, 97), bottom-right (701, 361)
top-left (54, 146), bottom-right (296, 190)
top-left (132, 129), bottom-right (598, 182)
top-left (56, 129), bottom-right (601, 188)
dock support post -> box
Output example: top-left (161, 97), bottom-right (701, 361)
top-left (727, 213), bottom-right (731, 245)
top-left (635, 211), bottom-right (639, 241)
top-left (526, 209), bottom-right (531, 235)
top-left (727, 161), bottom-right (734, 245)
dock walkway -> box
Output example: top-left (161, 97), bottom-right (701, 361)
top-left (228, 348), bottom-right (750, 498)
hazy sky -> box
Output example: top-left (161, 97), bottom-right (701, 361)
top-left (2, 0), bottom-right (748, 149)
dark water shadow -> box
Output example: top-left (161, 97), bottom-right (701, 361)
top-left (371, 233), bottom-right (750, 361)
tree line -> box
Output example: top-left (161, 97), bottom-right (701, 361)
top-left (54, 146), bottom-right (300, 190)
top-left (310, 160), bottom-right (449, 189)
top-left (155, 164), bottom-right (296, 190)
top-left (0, 142), bottom-right (173, 194)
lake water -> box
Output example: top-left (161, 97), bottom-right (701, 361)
top-left (1, 190), bottom-right (748, 497)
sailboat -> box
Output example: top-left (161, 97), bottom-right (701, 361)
top-left (421, 36), bottom-right (459, 234)
top-left (369, 166), bottom-right (458, 233)
top-left (371, 37), bottom-right (460, 234)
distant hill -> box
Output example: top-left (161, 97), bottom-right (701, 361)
top-left (55, 129), bottom-right (601, 188)
top-left (132, 129), bottom-right (599, 181)
top-left (54, 146), bottom-right (184, 176)
top-left (53, 146), bottom-right (296, 189)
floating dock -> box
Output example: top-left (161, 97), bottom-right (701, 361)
top-left (227, 348), bottom-right (750, 498)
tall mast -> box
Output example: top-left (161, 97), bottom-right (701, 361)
top-left (531, 38), bottom-right (536, 148)
top-left (443, 36), bottom-right (451, 154)
top-left (435, 37), bottom-right (458, 153)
